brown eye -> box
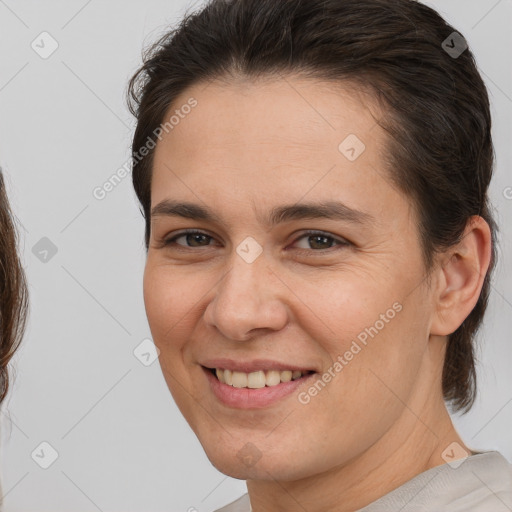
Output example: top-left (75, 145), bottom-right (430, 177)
top-left (292, 231), bottom-right (350, 251)
top-left (165, 230), bottom-right (214, 247)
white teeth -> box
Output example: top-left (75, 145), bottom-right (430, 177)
top-left (247, 371), bottom-right (266, 389)
top-left (231, 371), bottom-right (248, 388)
top-left (214, 368), bottom-right (308, 388)
top-left (265, 370), bottom-right (281, 386)
top-left (280, 370), bottom-right (292, 382)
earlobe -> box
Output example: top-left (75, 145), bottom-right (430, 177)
top-left (430, 216), bottom-right (492, 336)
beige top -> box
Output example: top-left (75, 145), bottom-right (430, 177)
top-left (215, 451), bottom-right (512, 512)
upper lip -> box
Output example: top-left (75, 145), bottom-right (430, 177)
top-left (201, 358), bottom-right (317, 373)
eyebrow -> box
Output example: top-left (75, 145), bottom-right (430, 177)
top-left (150, 199), bottom-right (374, 227)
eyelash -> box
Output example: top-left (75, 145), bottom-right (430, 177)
top-left (162, 229), bottom-right (350, 254)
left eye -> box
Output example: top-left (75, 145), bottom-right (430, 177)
top-left (292, 231), bottom-right (349, 251)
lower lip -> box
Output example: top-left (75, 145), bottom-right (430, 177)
top-left (203, 367), bottom-right (316, 409)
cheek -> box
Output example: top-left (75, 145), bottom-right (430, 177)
top-left (298, 271), bottom-right (396, 351)
top-left (308, 265), bottom-right (430, 398)
top-left (142, 264), bottom-right (196, 353)
top-left (143, 264), bottom-right (201, 409)
top-left (326, 287), bottom-right (430, 423)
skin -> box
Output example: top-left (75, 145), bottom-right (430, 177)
top-left (144, 76), bottom-right (492, 512)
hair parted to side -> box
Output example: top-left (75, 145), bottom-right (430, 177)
top-left (0, 169), bottom-right (28, 404)
top-left (127, 0), bottom-right (498, 413)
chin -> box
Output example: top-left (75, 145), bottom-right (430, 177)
top-left (201, 440), bottom-right (317, 482)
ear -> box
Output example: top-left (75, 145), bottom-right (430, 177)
top-left (430, 216), bottom-right (492, 336)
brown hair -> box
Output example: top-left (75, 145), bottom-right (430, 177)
top-left (0, 169), bottom-right (28, 404)
top-left (127, 0), bottom-right (497, 412)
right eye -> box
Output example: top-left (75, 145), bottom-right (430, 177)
top-left (163, 229), bottom-right (216, 248)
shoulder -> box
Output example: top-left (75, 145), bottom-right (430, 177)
top-left (359, 451), bottom-right (512, 512)
top-left (450, 451), bottom-right (512, 510)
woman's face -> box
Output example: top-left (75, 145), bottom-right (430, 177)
top-left (144, 77), bottom-right (439, 480)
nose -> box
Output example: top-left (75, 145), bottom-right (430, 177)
top-left (203, 248), bottom-right (289, 341)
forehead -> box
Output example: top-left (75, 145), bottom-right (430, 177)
top-left (150, 76), bottom-right (412, 231)
top-left (153, 77), bottom-right (384, 176)
top-left (163, 76), bottom-right (381, 150)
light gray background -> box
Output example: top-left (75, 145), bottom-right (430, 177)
top-left (0, 1), bottom-right (510, 511)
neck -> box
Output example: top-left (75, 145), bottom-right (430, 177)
top-left (246, 340), bottom-right (469, 512)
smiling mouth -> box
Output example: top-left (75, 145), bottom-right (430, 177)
top-left (205, 367), bottom-right (315, 389)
